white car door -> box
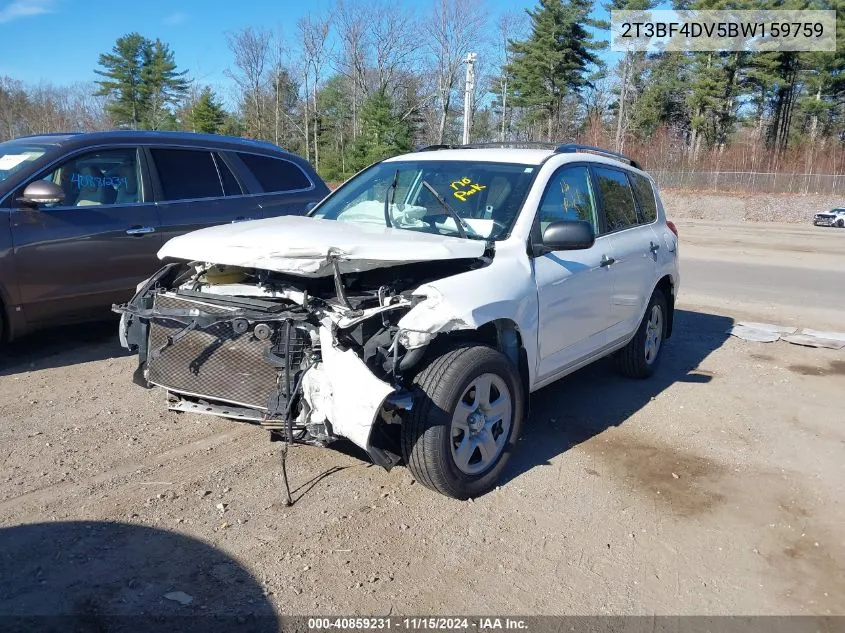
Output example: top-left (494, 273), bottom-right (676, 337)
top-left (591, 166), bottom-right (660, 344)
top-left (533, 164), bottom-right (615, 379)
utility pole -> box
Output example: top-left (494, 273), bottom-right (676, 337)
top-left (462, 52), bottom-right (477, 145)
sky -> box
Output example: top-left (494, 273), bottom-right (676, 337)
top-left (0, 0), bottom-right (618, 105)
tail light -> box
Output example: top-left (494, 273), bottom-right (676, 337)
top-left (666, 220), bottom-right (678, 237)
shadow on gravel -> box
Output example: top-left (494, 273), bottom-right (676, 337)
top-left (0, 520), bottom-right (277, 633)
top-left (0, 320), bottom-right (128, 377)
top-left (500, 309), bottom-right (733, 486)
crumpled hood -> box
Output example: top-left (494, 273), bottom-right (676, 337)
top-left (157, 215), bottom-right (487, 277)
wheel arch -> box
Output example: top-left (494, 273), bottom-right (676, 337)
top-left (410, 318), bottom-right (530, 412)
top-left (655, 274), bottom-right (675, 339)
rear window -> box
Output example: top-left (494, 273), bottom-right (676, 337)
top-left (629, 172), bottom-right (658, 223)
top-left (150, 148), bottom-right (224, 201)
top-left (237, 153), bottom-right (311, 192)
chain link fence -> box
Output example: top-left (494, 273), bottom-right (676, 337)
top-left (652, 170), bottom-right (845, 195)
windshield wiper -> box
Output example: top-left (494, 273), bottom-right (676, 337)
top-left (420, 180), bottom-right (475, 239)
top-left (383, 169), bottom-right (399, 228)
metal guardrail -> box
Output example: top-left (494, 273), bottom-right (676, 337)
top-left (652, 170), bottom-right (845, 195)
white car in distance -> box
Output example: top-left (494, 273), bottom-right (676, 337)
top-left (813, 207), bottom-right (845, 228)
top-left (116, 143), bottom-right (680, 499)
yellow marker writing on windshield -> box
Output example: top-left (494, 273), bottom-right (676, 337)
top-left (450, 177), bottom-right (486, 202)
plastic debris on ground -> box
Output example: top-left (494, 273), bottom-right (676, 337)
top-left (728, 323), bottom-right (791, 343)
top-left (782, 329), bottom-right (845, 350)
top-left (737, 322), bottom-right (798, 335)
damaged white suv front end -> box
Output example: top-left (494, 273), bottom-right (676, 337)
top-left (116, 146), bottom-right (679, 499)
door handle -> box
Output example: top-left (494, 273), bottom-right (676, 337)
top-left (649, 241), bottom-right (660, 254)
top-left (125, 226), bottom-right (155, 235)
top-left (232, 216), bottom-right (254, 223)
top-left (600, 254), bottom-right (616, 267)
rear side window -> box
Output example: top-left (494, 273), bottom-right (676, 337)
top-left (629, 172), bottom-right (658, 223)
top-left (594, 167), bottom-right (638, 233)
top-left (150, 149), bottom-right (223, 201)
top-left (214, 154), bottom-right (242, 196)
top-left (237, 153), bottom-right (311, 192)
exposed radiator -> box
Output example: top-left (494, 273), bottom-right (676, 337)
top-left (146, 293), bottom-right (304, 411)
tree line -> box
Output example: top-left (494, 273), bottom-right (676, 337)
top-left (1, 0), bottom-right (843, 182)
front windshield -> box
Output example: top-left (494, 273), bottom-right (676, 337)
top-left (311, 159), bottom-right (537, 241)
top-left (0, 140), bottom-right (50, 183)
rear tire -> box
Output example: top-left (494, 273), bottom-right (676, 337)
top-left (837, 219), bottom-right (844, 228)
top-left (401, 345), bottom-right (524, 499)
top-left (615, 289), bottom-right (668, 379)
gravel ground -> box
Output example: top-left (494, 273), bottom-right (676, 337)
top-left (0, 222), bottom-right (843, 620)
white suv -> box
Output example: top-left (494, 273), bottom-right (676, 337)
top-left (116, 143), bottom-right (680, 499)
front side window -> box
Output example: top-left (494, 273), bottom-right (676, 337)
top-left (39, 148), bottom-right (142, 208)
top-left (538, 166), bottom-right (598, 233)
top-left (236, 153), bottom-right (311, 192)
top-left (594, 166), bottom-right (638, 233)
top-left (311, 160), bottom-right (536, 241)
top-left (150, 148), bottom-right (223, 201)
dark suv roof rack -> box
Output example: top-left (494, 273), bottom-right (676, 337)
top-left (415, 141), bottom-right (640, 169)
top-left (554, 143), bottom-right (640, 169)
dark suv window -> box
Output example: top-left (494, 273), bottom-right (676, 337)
top-left (150, 149), bottom-right (224, 201)
top-left (237, 153), bottom-right (311, 192)
top-left (214, 154), bottom-right (242, 196)
top-left (38, 148), bottom-right (142, 208)
top-left (594, 167), bottom-right (638, 233)
top-left (629, 172), bottom-right (657, 223)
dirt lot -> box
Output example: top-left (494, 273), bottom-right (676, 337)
top-left (1, 221), bottom-right (843, 620)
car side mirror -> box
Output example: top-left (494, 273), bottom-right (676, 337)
top-left (18, 181), bottom-right (65, 208)
top-left (533, 220), bottom-right (595, 256)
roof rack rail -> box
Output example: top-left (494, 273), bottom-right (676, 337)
top-left (416, 141), bottom-right (564, 152)
top-left (414, 141), bottom-right (641, 168)
top-left (555, 143), bottom-right (641, 169)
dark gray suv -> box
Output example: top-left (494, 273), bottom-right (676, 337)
top-left (0, 131), bottom-right (329, 343)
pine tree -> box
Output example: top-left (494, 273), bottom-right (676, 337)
top-left (140, 39), bottom-right (189, 130)
top-left (187, 87), bottom-right (226, 134)
top-left (629, 53), bottom-right (690, 138)
top-left (94, 33), bottom-right (147, 129)
top-left (351, 90), bottom-right (412, 171)
top-left (95, 33), bottom-right (188, 130)
top-left (506, 0), bottom-right (606, 140)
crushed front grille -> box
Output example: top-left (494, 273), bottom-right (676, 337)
top-left (146, 294), bottom-right (280, 409)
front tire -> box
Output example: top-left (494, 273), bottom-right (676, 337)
top-left (615, 289), bottom-right (668, 379)
top-left (401, 345), bottom-right (524, 499)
